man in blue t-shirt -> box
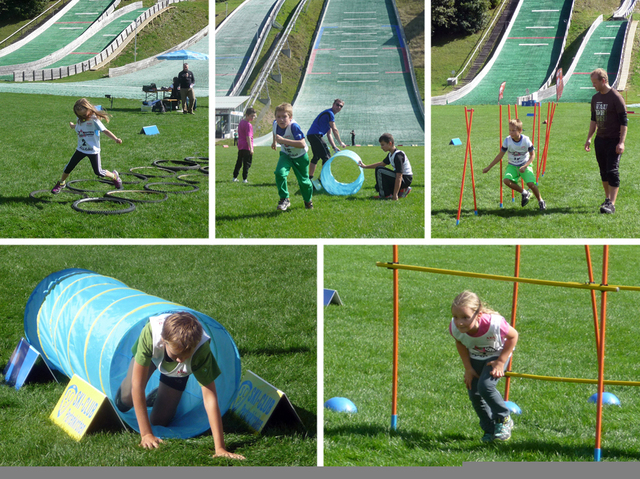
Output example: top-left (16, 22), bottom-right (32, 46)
top-left (307, 99), bottom-right (347, 181)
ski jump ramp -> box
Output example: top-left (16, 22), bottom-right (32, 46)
top-left (215, 0), bottom-right (285, 96)
top-left (440, 0), bottom-right (574, 106)
top-left (534, 18), bottom-right (628, 103)
top-left (291, 0), bottom-right (424, 145)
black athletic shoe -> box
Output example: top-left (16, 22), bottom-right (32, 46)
top-left (521, 190), bottom-right (532, 207)
top-left (601, 200), bottom-right (616, 214)
top-left (600, 198), bottom-right (614, 214)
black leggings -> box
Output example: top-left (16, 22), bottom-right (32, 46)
top-left (64, 150), bottom-right (107, 177)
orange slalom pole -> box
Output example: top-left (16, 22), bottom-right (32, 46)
top-left (585, 245), bottom-right (601, 352)
top-left (594, 245), bottom-right (609, 461)
top-left (504, 244), bottom-right (521, 401)
top-left (536, 103), bottom-right (541, 178)
top-left (541, 102), bottom-right (551, 177)
top-left (508, 105), bottom-right (515, 202)
top-left (468, 119), bottom-right (479, 216)
top-left (531, 103), bottom-right (540, 181)
top-left (499, 104), bottom-right (504, 208)
top-left (391, 245), bottom-right (399, 430)
top-left (456, 108), bottom-right (474, 225)
top-left (542, 102), bottom-right (556, 176)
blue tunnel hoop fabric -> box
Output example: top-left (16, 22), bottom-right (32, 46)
top-left (24, 268), bottom-right (241, 439)
top-left (320, 150), bottom-right (365, 196)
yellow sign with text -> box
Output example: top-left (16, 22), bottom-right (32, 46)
top-left (230, 370), bottom-right (304, 433)
top-left (230, 370), bottom-right (282, 432)
top-left (50, 374), bottom-right (106, 441)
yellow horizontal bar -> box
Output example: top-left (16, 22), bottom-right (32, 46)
top-left (375, 263), bottom-right (621, 292)
top-left (505, 371), bottom-right (640, 387)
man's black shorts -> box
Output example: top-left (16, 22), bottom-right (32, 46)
top-left (308, 134), bottom-right (331, 164)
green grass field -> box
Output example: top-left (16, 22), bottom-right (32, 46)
top-left (431, 103), bottom-right (640, 238)
top-left (0, 245), bottom-right (316, 466)
top-left (325, 245), bottom-right (640, 465)
top-left (0, 93), bottom-right (208, 238)
top-left (215, 146), bottom-right (425, 238)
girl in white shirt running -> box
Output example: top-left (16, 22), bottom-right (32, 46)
top-left (52, 98), bottom-right (123, 194)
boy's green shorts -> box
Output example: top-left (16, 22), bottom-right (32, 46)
top-left (504, 164), bottom-right (536, 184)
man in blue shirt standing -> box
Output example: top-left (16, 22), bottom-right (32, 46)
top-left (307, 99), bottom-right (347, 183)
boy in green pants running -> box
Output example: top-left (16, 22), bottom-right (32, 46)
top-left (272, 103), bottom-right (314, 211)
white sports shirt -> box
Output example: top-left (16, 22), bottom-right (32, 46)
top-left (75, 116), bottom-right (107, 154)
top-left (502, 134), bottom-right (534, 167)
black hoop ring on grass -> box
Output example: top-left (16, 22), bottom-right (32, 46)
top-left (105, 189), bottom-right (168, 203)
top-left (152, 159), bottom-right (200, 171)
top-left (66, 178), bottom-right (115, 193)
top-left (129, 166), bottom-right (176, 178)
top-left (199, 166), bottom-right (209, 174)
top-left (176, 173), bottom-right (203, 184)
top-left (72, 197), bottom-right (136, 214)
top-left (29, 189), bottom-right (87, 202)
top-left (185, 156), bottom-right (208, 165)
top-left (144, 182), bottom-right (199, 194)
top-left (119, 172), bottom-right (148, 185)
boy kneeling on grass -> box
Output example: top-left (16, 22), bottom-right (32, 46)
top-left (358, 133), bottom-right (413, 200)
top-left (483, 119), bottom-right (546, 211)
top-left (115, 312), bottom-right (245, 460)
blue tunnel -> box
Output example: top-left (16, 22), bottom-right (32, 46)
top-left (23, 268), bottom-right (241, 439)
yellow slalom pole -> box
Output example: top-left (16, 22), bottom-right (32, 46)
top-left (505, 371), bottom-right (640, 387)
top-left (375, 263), bottom-right (621, 292)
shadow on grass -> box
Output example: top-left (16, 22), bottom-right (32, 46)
top-left (325, 424), bottom-right (640, 460)
top-left (433, 204), bottom-right (594, 219)
top-left (238, 346), bottom-right (311, 357)
top-left (1, 195), bottom-right (77, 206)
top-left (224, 405), bottom-right (317, 438)
top-left (216, 210), bottom-right (288, 222)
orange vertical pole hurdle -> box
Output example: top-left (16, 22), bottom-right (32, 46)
top-left (456, 108), bottom-right (478, 225)
top-left (594, 245), bottom-right (609, 461)
top-left (499, 104), bottom-right (504, 207)
top-left (542, 102), bottom-right (556, 176)
top-left (391, 245), bottom-right (399, 430)
top-left (508, 105), bottom-right (516, 202)
top-left (504, 245), bottom-right (521, 402)
top-left (536, 103), bottom-right (541, 179)
top-left (585, 245), bottom-right (601, 351)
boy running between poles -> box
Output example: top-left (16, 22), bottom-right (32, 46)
top-left (483, 119), bottom-right (546, 211)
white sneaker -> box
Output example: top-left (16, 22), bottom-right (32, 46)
top-left (232, 178), bottom-right (239, 182)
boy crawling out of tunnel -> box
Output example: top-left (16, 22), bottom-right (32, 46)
top-left (115, 311), bottom-right (245, 459)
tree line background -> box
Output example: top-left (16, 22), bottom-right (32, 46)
top-left (0, 0), bottom-right (53, 21)
top-left (432, 0), bottom-right (500, 37)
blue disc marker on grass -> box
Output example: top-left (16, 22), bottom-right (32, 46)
top-left (588, 392), bottom-right (620, 406)
top-left (324, 397), bottom-right (357, 413)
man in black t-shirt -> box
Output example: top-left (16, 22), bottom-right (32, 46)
top-left (177, 63), bottom-right (196, 114)
top-left (585, 68), bottom-right (627, 214)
